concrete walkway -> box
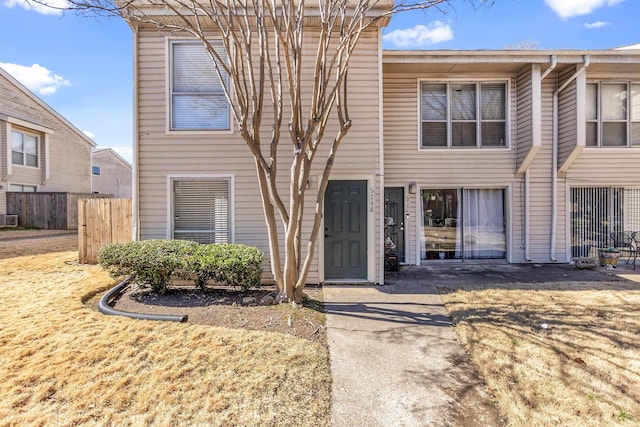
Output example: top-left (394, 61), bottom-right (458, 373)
top-left (324, 275), bottom-right (503, 427)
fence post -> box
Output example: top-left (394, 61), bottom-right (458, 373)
top-left (78, 198), bottom-right (86, 263)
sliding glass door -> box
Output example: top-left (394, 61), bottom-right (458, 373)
top-left (571, 187), bottom-right (640, 257)
top-left (421, 188), bottom-right (506, 260)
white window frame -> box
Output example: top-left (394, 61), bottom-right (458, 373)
top-left (167, 174), bottom-right (235, 243)
top-left (11, 129), bottom-right (39, 168)
top-left (9, 184), bottom-right (37, 192)
top-left (417, 79), bottom-right (511, 150)
top-left (167, 39), bottom-right (232, 134)
top-left (586, 81), bottom-right (640, 147)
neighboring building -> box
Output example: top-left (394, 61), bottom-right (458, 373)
top-left (0, 67), bottom-right (95, 214)
top-left (383, 50), bottom-right (640, 266)
top-left (127, 11), bottom-right (640, 283)
top-left (92, 148), bottom-right (132, 198)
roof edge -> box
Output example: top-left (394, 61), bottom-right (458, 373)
top-left (0, 66), bottom-right (96, 148)
top-left (382, 49), bottom-right (640, 65)
top-left (93, 147), bottom-right (132, 169)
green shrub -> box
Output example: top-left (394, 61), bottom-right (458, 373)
top-left (99, 240), bottom-right (263, 292)
top-left (185, 243), bottom-right (263, 290)
top-left (99, 239), bottom-right (199, 293)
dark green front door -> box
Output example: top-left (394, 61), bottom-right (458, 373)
top-left (324, 180), bottom-right (367, 280)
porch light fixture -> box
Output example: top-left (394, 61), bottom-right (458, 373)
top-left (408, 182), bottom-right (417, 194)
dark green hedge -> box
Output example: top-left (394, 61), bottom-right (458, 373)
top-left (99, 240), bottom-right (263, 293)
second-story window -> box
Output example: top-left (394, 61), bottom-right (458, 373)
top-left (11, 130), bottom-right (38, 167)
top-left (170, 41), bottom-right (230, 131)
top-left (421, 81), bottom-right (507, 148)
top-left (586, 82), bottom-right (640, 147)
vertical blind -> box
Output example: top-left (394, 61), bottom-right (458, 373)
top-left (571, 187), bottom-right (640, 256)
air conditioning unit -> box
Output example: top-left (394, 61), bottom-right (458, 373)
top-left (0, 214), bottom-right (18, 228)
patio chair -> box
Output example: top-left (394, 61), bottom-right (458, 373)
top-left (610, 231), bottom-right (638, 270)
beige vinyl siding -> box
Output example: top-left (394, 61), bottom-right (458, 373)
top-left (565, 71), bottom-right (640, 182)
top-left (511, 175), bottom-right (525, 261)
top-left (564, 150), bottom-right (640, 259)
top-left (92, 150), bottom-right (133, 198)
top-left (10, 165), bottom-right (41, 186)
top-left (514, 63), bottom-right (543, 176)
top-left (526, 77), bottom-right (554, 262)
top-left (567, 149), bottom-right (640, 183)
top-left (383, 73), bottom-right (517, 264)
top-left (521, 74), bottom-right (568, 262)
top-left (559, 72), bottom-right (640, 258)
top-left (9, 126), bottom-right (43, 187)
top-left (136, 28), bottom-right (382, 283)
top-left (515, 64), bottom-right (534, 168)
top-left (40, 127), bottom-right (92, 193)
top-left (557, 65), bottom-right (578, 167)
top-left (0, 119), bottom-right (6, 178)
top-left (0, 72), bottom-right (92, 214)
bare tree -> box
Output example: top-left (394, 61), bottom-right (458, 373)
top-left (504, 39), bottom-right (539, 50)
top-left (39, 0), bottom-right (464, 303)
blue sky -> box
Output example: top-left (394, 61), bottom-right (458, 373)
top-left (1, 0), bottom-right (639, 163)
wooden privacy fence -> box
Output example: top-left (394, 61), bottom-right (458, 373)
top-left (7, 192), bottom-right (111, 230)
top-left (78, 198), bottom-right (132, 264)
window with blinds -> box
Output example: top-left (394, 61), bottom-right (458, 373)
top-left (420, 81), bottom-right (507, 148)
top-left (586, 82), bottom-right (640, 147)
top-left (170, 41), bottom-right (230, 131)
top-left (173, 179), bottom-right (231, 244)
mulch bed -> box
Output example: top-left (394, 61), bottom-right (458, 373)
top-left (112, 284), bottom-right (327, 343)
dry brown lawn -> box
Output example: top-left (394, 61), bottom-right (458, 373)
top-left (440, 272), bottom-right (640, 426)
top-left (0, 233), bottom-right (330, 426)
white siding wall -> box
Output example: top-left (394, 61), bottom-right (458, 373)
top-left (136, 28), bottom-right (383, 283)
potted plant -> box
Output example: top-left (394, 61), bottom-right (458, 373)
top-left (598, 247), bottom-right (621, 267)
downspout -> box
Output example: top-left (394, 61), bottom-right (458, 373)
top-left (541, 55), bottom-right (557, 80)
top-left (131, 25), bottom-right (140, 241)
top-left (90, 147), bottom-right (93, 193)
top-left (524, 169), bottom-right (531, 261)
top-left (525, 56), bottom-right (556, 262)
top-left (550, 55), bottom-right (590, 262)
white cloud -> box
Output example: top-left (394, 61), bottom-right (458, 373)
top-left (615, 43), bottom-right (640, 50)
top-left (4, 0), bottom-right (69, 15)
top-left (584, 21), bottom-right (609, 29)
top-left (83, 130), bottom-right (96, 139)
top-left (545, 0), bottom-right (624, 19)
top-left (0, 62), bottom-right (70, 95)
top-left (383, 22), bottom-right (453, 48)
